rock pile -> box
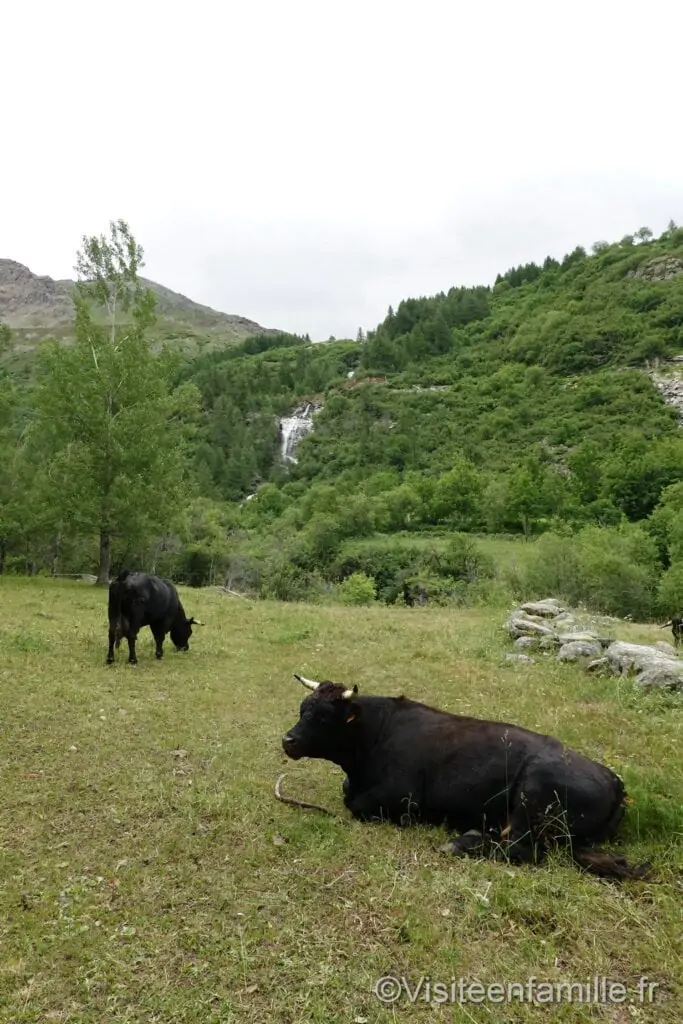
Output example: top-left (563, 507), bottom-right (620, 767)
top-left (505, 598), bottom-right (683, 690)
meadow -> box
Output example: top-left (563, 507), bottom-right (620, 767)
top-left (0, 577), bottom-right (681, 1022)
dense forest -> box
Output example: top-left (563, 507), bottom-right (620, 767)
top-left (2, 220), bottom-right (683, 620)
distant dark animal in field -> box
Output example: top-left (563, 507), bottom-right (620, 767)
top-left (660, 617), bottom-right (683, 647)
top-left (281, 674), bottom-right (652, 880)
top-left (106, 570), bottom-right (203, 665)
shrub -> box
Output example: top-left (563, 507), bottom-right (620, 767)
top-left (335, 571), bottom-right (377, 605)
top-left (657, 562), bottom-right (683, 618)
top-left (333, 539), bottom-right (422, 598)
top-left (176, 544), bottom-right (215, 587)
top-left (425, 532), bottom-right (495, 582)
top-left (511, 523), bottom-right (662, 620)
top-left (259, 556), bottom-right (326, 602)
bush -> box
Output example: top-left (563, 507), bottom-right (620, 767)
top-left (335, 571), bottom-right (376, 605)
top-left (402, 572), bottom-right (466, 607)
top-left (259, 555), bottom-right (326, 602)
top-left (576, 524), bottom-right (661, 619)
top-left (657, 562), bottom-right (683, 618)
top-left (511, 523), bottom-right (662, 620)
top-left (333, 539), bottom-right (422, 599)
top-left (176, 544), bottom-right (215, 587)
top-left (425, 532), bottom-right (495, 582)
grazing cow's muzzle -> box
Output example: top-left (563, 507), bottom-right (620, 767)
top-left (282, 733), bottom-right (304, 760)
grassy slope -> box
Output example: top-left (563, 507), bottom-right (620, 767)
top-left (0, 579), bottom-right (681, 1022)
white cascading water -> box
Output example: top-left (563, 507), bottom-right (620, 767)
top-left (280, 402), bottom-right (318, 463)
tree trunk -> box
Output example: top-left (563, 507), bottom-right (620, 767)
top-left (51, 532), bottom-right (62, 576)
top-left (97, 530), bottom-right (111, 585)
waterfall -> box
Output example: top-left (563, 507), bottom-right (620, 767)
top-left (280, 402), bottom-right (320, 463)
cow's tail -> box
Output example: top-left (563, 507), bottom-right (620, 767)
top-left (571, 849), bottom-right (653, 880)
top-left (571, 775), bottom-right (653, 880)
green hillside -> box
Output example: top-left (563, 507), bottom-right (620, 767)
top-left (183, 226), bottom-right (683, 509)
top-left (4, 221), bottom-right (683, 620)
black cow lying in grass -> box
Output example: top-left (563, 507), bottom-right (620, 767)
top-left (282, 675), bottom-right (652, 880)
top-left (661, 617), bottom-right (683, 647)
top-left (106, 570), bottom-right (203, 665)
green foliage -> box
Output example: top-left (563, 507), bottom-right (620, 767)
top-left (333, 537), bottom-right (424, 602)
top-left (179, 339), bottom-right (360, 499)
top-left (334, 571), bottom-right (377, 605)
top-left (644, 481), bottom-right (683, 560)
top-left (4, 218), bottom-right (683, 613)
top-left (657, 562), bottom-right (683, 617)
top-left (258, 554), bottom-right (325, 603)
top-left (428, 532), bottom-right (496, 582)
top-left (511, 523), bottom-right (662, 620)
top-left (430, 459), bottom-right (484, 528)
top-left (602, 436), bottom-right (683, 520)
top-left (29, 221), bottom-right (201, 581)
top-left (327, 532), bottom-right (495, 607)
top-left (0, 325), bottom-right (29, 571)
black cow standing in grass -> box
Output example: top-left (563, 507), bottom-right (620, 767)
top-left (282, 675), bottom-right (652, 880)
top-left (661, 617), bottom-right (683, 647)
top-left (106, 570), bottom-right (203, 665)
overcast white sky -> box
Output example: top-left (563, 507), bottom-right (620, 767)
top-left (4, 0), bottom-right (682, 339)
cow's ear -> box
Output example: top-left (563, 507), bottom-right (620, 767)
top-left (345, 701), bottom-right (360, 724)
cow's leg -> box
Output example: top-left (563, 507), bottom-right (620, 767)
top-left (439, 829), bottom-right (488, 857)
top-left (486, 778), bottom-right (560, 866)
top-left (106, 623), bottom-right (116, 664)
top-left (441, 801), bottom-right (545, 866)
top-left (492, 823), bottom-right (544, 866)
top-left (126, 630), bottom-right (139, 665)
top-left (151, 625), bottom-right (165, 660)
top-left (345, 786), bottom-right (420, 826)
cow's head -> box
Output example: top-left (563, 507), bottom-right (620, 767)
top-left (282, 674), bottom-right (359, 762)
top-left (170, 616), bottom-right (204, 652)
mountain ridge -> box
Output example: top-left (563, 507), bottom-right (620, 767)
top-left (0, 257), bottom-right (276, 356)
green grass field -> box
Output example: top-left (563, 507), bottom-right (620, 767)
top-left (0, 578), bottom-right (681, 1022)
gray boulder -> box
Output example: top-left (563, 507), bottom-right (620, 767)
top-left (557, 640), bottom-right (604, 663)
top-left (557, 631), bottom-right (613, 648)
top-left (520, 598), bottom-right (566, 618)
top-left (514, 636), bottom-right (538, 650)
top-left (602, 640), bottom-right (683, 690)
top-left (507, 613), bottom-right (557, 639)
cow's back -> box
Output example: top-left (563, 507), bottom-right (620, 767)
top-left (120, 572), bottom-right (180, 625)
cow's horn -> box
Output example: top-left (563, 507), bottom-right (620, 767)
top-left (191, 618), bottom-right (204, 626)
top-left (341, 685), bottom-right (358, 699)
top-left (294, 673), bottom-right (320, 691)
